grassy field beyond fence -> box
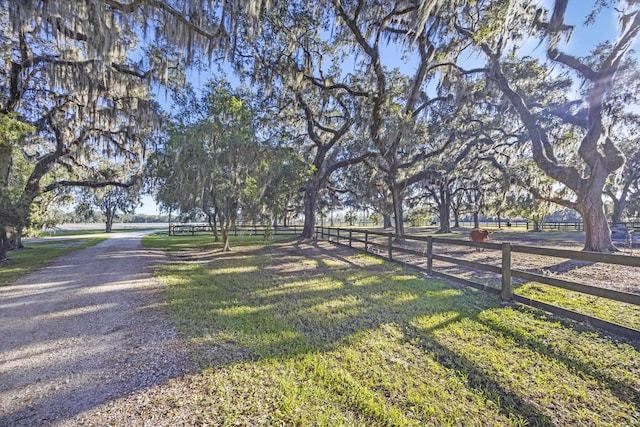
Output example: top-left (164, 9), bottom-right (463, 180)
top-left (143, 234), bottom-right (640, 426)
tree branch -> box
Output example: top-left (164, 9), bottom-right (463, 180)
top-left (545, 100), bottom-right (588, 127)
top-left (104, 0), bottom-right (225, 42)
top-left (44, 179), bottom-right (135, 193)
top-left (324, 151), bottom-right (377, 180)
top-left (305, 75), bottom-right (369, 98)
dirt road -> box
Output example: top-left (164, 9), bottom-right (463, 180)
top-left (0, 232), bottom-right (187, 426)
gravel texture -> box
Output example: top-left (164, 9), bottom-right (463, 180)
top-left (0, 232), bottom-right (191, 427)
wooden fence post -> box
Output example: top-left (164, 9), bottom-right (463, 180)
top-left (364, 230), bottom-right (369, 253)
top-left (388, 233), bottom-right (393, 261)
top-left (427, 236), bottom-right (433, 275)
top-left (501, 242), bottom-right (513, 301)
top-left (337, 228), bottom-right (340, 244)
top-left (349, 230), bottom-right (352, 247)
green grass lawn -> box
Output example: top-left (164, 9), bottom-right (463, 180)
top-left (40, 227), bottom-right (163, 237)
top-left (143, 234), bottom-right (640, 426)
top-left (142, 232), bottom-right (293, 252)
top-left (0, 238), bottom-right (106, 286)
top-left (517, 282), bottom-right (640, 331)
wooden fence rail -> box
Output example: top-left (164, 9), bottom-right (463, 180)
top-left (315, 225), bottom-right (640, 339)
top-left (170, 223), bottom-right (300, 236)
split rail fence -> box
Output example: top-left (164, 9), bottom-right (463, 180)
top-left (315, 226), bottom-right (640, 339)
top-left (169, 223), bottom-right (300, 236)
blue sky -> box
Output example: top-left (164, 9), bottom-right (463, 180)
top-left (137, 1), bottom-right (638, 215)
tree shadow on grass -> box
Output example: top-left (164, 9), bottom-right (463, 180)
top-left (399, 321), bottom-right (557, 427)
top-left (166, 240), bottom-right (640, 425)
top-left (523, 259), bottom-right (594, 276)
top-left (474, 306), bottom-right (640, 408)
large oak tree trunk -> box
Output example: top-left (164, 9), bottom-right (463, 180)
top-left (105, 211), bottom-right (115, 233)
top-left (207, 213), bottom-right (219, 242)
top-left (389, 183), bottom-right (405, 238)
top-left (437, 185), bottom-right (451, 234)
top-left (13, 225), bottom-right (24, 249)
top-left (579, 185), bottom-right (616, 252)
top-left (221, 212), bottom-right (233, 252)
top-left (383, 213), bottom-right (392, 229)
top-left (0, 226), bottom-right (9, 261)
top-left (610, 200), bottom-right (626, 225)
top-left (282, 204), bottom-right (288, 227)
top-left (608, 184), bottom-right (630, 225)
top-left (1, 146), bottom-right (13, 258)
top-left (301, 178), bottom-right (320, 239)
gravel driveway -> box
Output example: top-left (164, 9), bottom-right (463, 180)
top-left (0, 232), bottom-right (189, 426)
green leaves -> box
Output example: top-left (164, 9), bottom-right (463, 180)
top-left (0, 114), bottom-right (34, 147)
top-left (0, 114), bottom-right (36, 229)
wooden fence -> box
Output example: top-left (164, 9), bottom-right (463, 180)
top-left (532, 221), bottom-right (583, 231)
top-left (170, 223), bottom-right (300, 236)
top-left (317, 219), bottom-right (640, 231)
top-left (315, 225), bottom-right (640, 339)
top-left (526, 220), bottom-right (640, 231)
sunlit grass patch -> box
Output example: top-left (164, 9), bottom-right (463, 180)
top-left (427, 315), bottom-right (637, 426)
top-left (411, 311), bottom-right (462, 332)
top-left (315, 324), bottom-right (517, 426)
top-left (145, 235), bottom-right (640, 426)
top-left (181, 359), bottom-right (370, 426)
top-left (142, 232), bottom-right (293, 252)
top-left (300, 258), bottom-right (319, 267)
top-left (477, 307), bottom-right (640, 395)
top-left (517, 282), bottom-right (640, 331)
top-left (252, 277), bottom-right (344, 300)
top-left (142, 233), bottom-right (216, 251)
top-left (368, 290), bottom-right (418, 305)
top-left (346, 252), bottom-right (386, 266)
top-left (0, 238), bottom-right (106, 286)
top-left (307, 294), bottom-right (363, 320)
top-left (349, 274), bottom-right (380, 287)
top-left (206, 265), bottom-right (259, 275)
top-left (318, 257), bottom-right (350, 268)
